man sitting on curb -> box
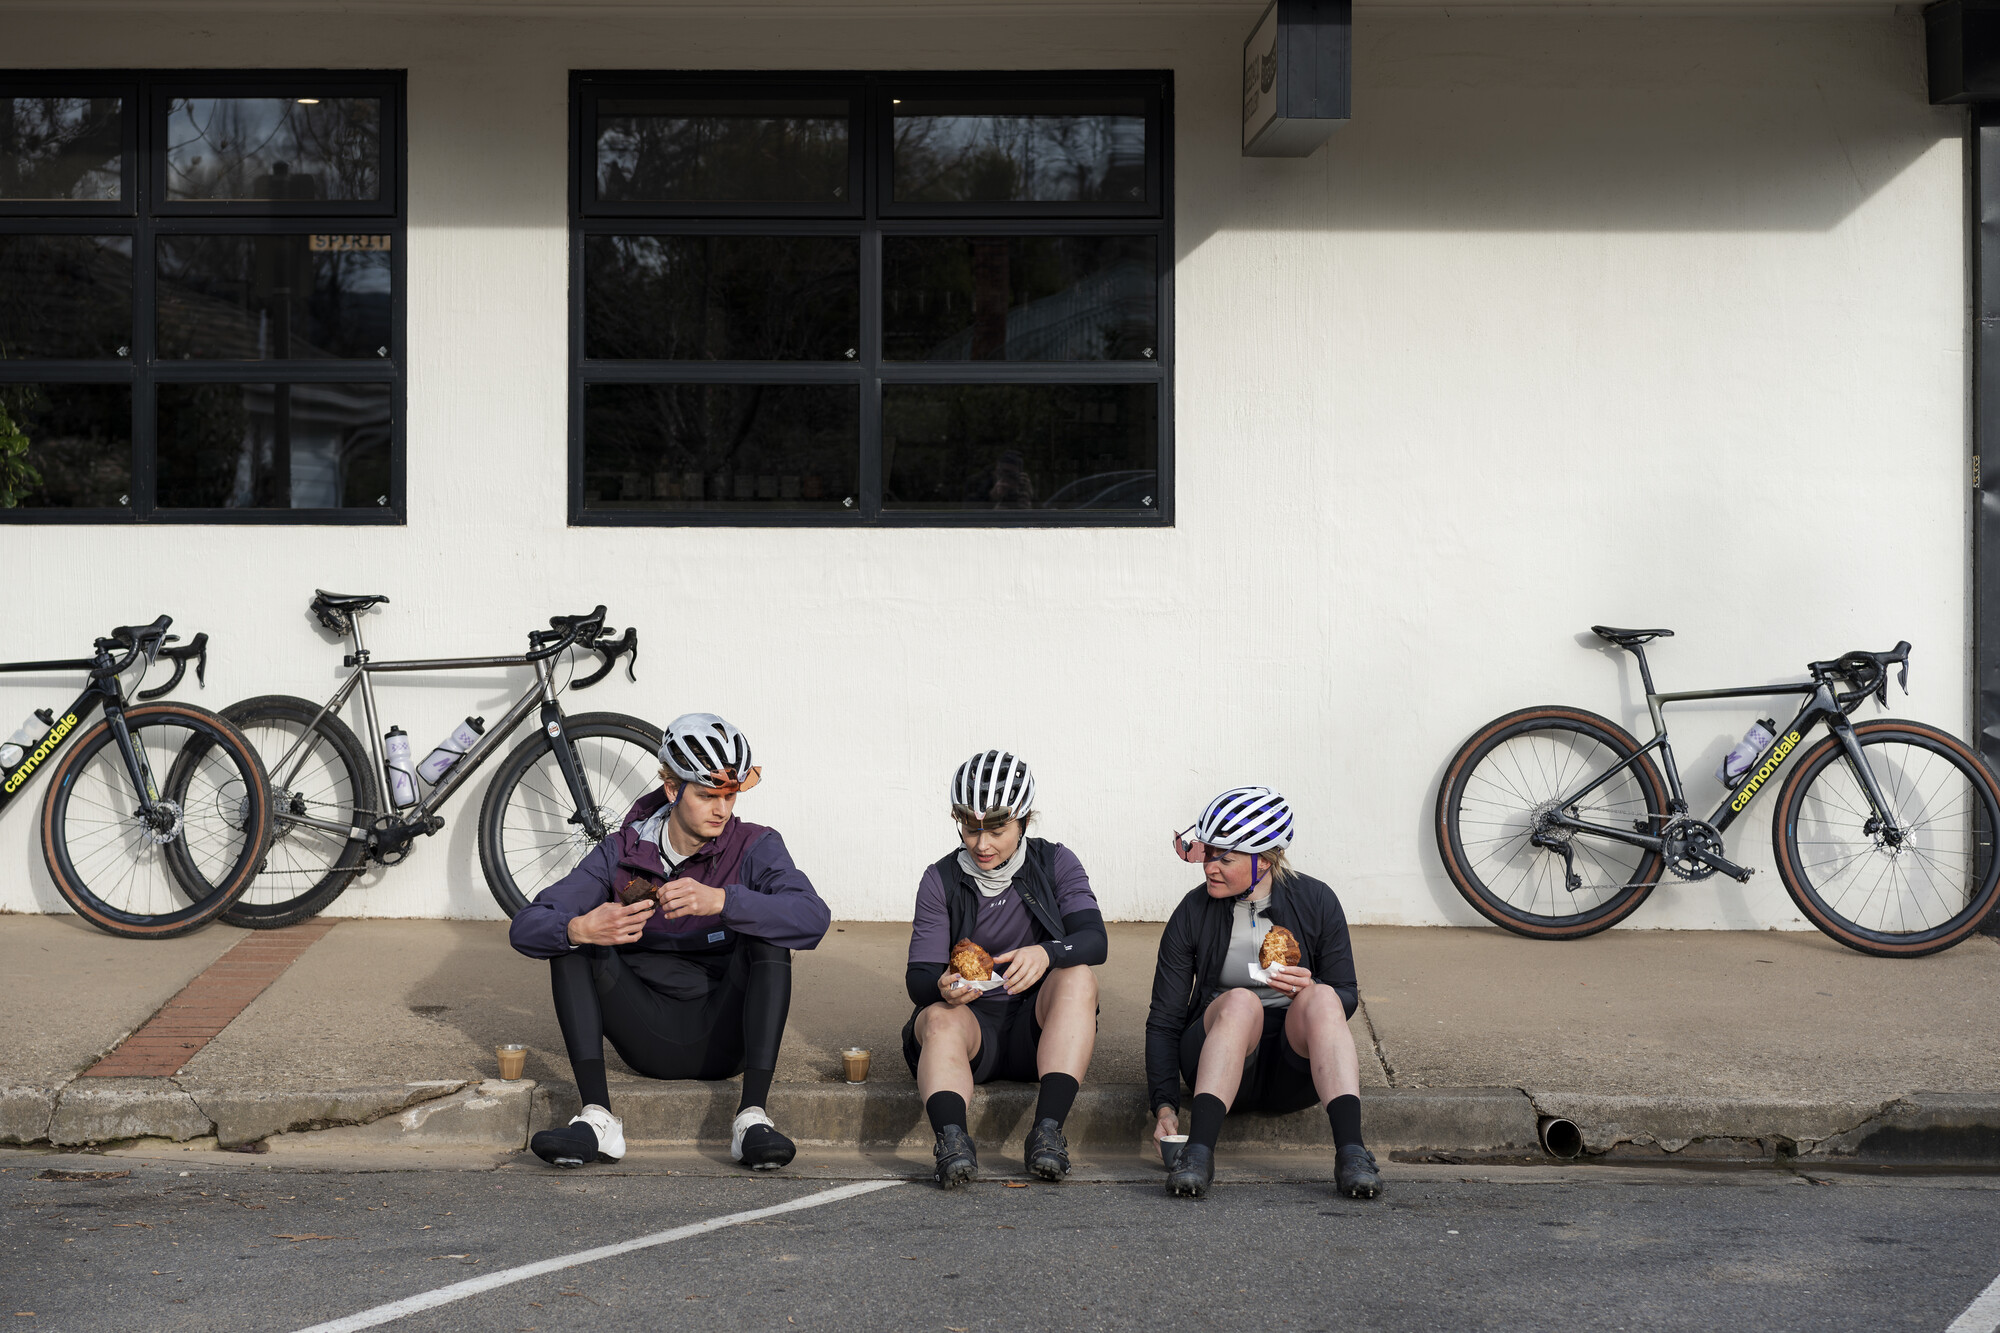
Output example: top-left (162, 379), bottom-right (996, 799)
top-left (509, 712), bottom-right (829, 1171)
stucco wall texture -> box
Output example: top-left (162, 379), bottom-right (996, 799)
top-left (0, 5), bottom-right (1969, 929)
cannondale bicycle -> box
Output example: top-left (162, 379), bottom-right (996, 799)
top-left (1435, 626), bottom-right (2000, 956)
top-left (0, 616), bottom-right (273, 938)
top-left (217, 591), bottom-right (657, 928)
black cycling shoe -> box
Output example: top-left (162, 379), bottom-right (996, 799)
top-left (530, 1121), bottom-right (598, 1169)
top-left (1336, 1145), bottom-right (1383, 1199)
top-left (738, 1123), bottom-right (797, 1171)
top-left (1166, 1141), bottom-right (1215, 1198)
top-left (1024, 1118), bottom-right (1071, 1181)
top-left (933, 1125), bottom-right (978, 1189)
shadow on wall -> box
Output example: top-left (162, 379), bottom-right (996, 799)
top-left (1178, 12), bottom-right (1959, 239)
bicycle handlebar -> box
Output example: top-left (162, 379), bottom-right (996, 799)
top-left (137, 633), bottom-right (209, 701)
top-left (525, 606), bottom-right (609, 662)
top-left (571, 625), bottom-right (639, 690)
top-left (90, 615), bottom-right (173, 679)
top-left (1809, 640), bottom-right (1911, 712)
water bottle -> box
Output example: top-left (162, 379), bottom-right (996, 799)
top-left (0, 712), bottom-right (47, 770)
top-left (1715, 719), bottom-right (1778, 788)
top-left (384, 726), bottom-right (417, 808)
top-left (417, 716), bottom-right (485, 785)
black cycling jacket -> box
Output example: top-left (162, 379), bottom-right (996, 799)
top-left (1143, 871), bottom-right (1359, 1115)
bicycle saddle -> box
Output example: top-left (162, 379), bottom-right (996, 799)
top-left (1590, 625), bottom-right (1674, 647)
top-left (312, 590), bottom-right (390, 612)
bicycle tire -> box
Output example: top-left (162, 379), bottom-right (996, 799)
top-left (41, 700), bottom-right (272, 939)
top-left (212, 694), bottom-right (378, 930)
top-left (1772, 718), bottom-right (2000, 957)
top-left (477, 711), bottom-right (664, 917)
top-left (1436, 705), bottom-right (1669, 939)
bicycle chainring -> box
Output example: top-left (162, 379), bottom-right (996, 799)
top-left (1661, 818), bottom-right (1725, 881)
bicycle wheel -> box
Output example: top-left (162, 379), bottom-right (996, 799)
top-left (41, 701), bottom-right (272, 939)
top-left (1436, 706), bottom-right (1670, 938)
top-left (478, 711), bottom-right (663, 916)
top-left (211, 695), bottom-right (378, 930)
top-left (1773, 719), bottom-right (2000, 957)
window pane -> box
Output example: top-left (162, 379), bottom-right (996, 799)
top-left (1, 96), bottom-right (123, 201)
top-left (882, 384), bottom-right (1155, 511)
top-left (0, 235), bottom-right (130, 359)
top-left (883, 236), bottom-right (1155, 361)
top-left (0, 383), bottom-right (130, 509)
top-left (582, 383), bottom-right (857, 512)
top-left (156, 382), bottom-right (391, 509)
top-left (164, 97), bottom-right (382, 202)
top-left (892, 97), bottom-right (1146, 204)
top-left (157, 234), bottom-right (391, 360)
top-left (595, 98), bottom-right (849, 204)
top-left (585, 236), bottom-right (857, 361)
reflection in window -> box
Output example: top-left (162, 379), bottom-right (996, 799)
top-left (892, 99), bottom-right (1146, 204)
top-left (582, 383), bottom-right (857, 511)
top-left (596, 99), bottom-right (849, 204)
top-left (156, 235), bottom-right (390, 359)
top-left (155, 382), bottom-right (390, 508)
top-left (164, 98), bottom-right (381, 202)
top-left (882, 383), bottom-right (1155, 511)
top-left (0, 383), bottom-right (131, 509)
top-left (0, 97), bottom-right (122, 201)
top-left (884, 236), bottom-right (1154, 361)
top-left (0, 235), bottom-right (131, 358)
top-left (585, 236), bottom-right (857, 360)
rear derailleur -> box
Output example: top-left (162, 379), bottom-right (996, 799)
top-left (1529, 812), bottom-right (1584, 894)
top-left (368, 812), bottom-right (444, 866)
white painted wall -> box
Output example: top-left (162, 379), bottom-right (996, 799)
top-left (0, 4), bottom-right (1968, 929)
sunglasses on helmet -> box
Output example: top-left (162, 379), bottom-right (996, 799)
top-left (687, 765), bottom-right (761, 795)
top-left (1170, 825), bottom-right (1245, 863)
top-left (952, 804), bottom-right (1018, 834)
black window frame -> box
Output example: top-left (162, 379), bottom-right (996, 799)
top-left (569, 69), bottom-right (1174, 529)
top-left (0, 68), bottom-right (407, 526)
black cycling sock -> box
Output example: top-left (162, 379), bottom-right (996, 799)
top-left (926, 1091), bottom-right (968, 1135)
top-left (1035, 1073), bottom-right (1079, 1126)
top-left (1327, 1094), bottom-right (1364, 1149)
top-left (739, 1067), bottom-right (774, 1114)
top-left (1189, 1093), bottom-right (1227, 1152)
top-left (574, 1059), bottom-right (610, 1112)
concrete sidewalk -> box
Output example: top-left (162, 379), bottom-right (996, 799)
top-left (6, 917), bottom-right (2000, 1165)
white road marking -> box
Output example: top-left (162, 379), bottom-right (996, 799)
top-left (1948, 1267), bottom-right (2000, 1333)
top-left (287, 1178), bottom-right (902, 1333)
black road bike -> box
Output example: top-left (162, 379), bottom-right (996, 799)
top-left (1435, 627), bottom-right (2000, 957)
top-left (0, 616), bottom-right (274, 939)
top-left (218, 592), bottom-right (654, 928)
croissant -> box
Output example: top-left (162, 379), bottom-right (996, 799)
top-left (950, 938), bottom-right (995, 982)
top-left (618, 877), bottom-right (661, 907)
top-left (1259, 925), bottom-right (1301, 969)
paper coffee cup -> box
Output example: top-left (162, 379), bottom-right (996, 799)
top-left (496, 1044), bottom-right (527, 1081)
top-left (1159, 1134), bottom-right (1189, 1168)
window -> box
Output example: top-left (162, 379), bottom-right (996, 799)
top-left (0, 72), bottom-right (404, 522)
top-left (570, 72), bottom-right (1172, 526)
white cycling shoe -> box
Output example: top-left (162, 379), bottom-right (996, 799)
top-left (531, 1103), bottom-right (626, 1168)
top-left (731, 1107), bottom-right (797, 1170)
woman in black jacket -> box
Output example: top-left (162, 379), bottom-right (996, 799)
top-left (1145, 786), bottom-right (1381, 1200)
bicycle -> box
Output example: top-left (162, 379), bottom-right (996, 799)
top-left (0, 616), bottom-right (274, 939)
top-left (1434, 626), bottom-right (2000, 957)
top-left (218, 591), bottom-right (653, 928)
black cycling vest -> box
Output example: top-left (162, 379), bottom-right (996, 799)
top-left (935, 837), bottom-right (1068, 952)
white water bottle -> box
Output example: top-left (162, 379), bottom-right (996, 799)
top-left (417, 716), bottom-right (485, 784)
top-left (1715, 719), bottom-right (1778, 788)
top-left (384, 726), bottom-right (417, 808)
top-left (0, 713), bottom-right (46, 770)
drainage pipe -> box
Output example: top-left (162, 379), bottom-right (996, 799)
top-left (1538, 1116), bottom-right (1583, 1159)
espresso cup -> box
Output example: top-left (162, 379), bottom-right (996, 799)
top-left (496, 1044), bottom-right (527, 1080)
top-left (1159, 1134), bottom-right (1189, 1169)
top-left (842, 1047), bottom-right (871, 1084)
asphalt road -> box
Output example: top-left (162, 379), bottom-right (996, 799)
top-left (6, 1151), bottom-right (2000, 1332)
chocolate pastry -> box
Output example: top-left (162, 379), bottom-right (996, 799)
top-left (619, 877), bottom-right (661, 908)
top-left (950, 938), bottom-right (995, 982)
top-left (1259, 924), bottom-right (1301, 970)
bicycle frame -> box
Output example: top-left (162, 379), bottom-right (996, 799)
top-left (265, 613), bottom-right (607, 843)
top-left (0, 666), bottom-right (111, 814)
top-left (1544, 645), bottom-right (1898, 858)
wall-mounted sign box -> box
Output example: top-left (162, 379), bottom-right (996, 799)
top-left (1242, 0), bottom-right (1352, 157)
top-left (1928, 0), bottom-right (2000, 103)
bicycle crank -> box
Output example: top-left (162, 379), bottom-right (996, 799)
top-left (368, 813), bottom-right (445, 866)
top-left (1660, 819), bottom-right (1754, 883)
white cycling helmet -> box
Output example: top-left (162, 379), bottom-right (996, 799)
top-left (658, 713), bottom-right (760, 792)
top-left (1174, 785), bottom-right (1294, 861)
top-left (950, 749), bottom-right (1037, 825)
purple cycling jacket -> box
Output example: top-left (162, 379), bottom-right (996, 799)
top-left (507, 788), bottom-right (830, 959)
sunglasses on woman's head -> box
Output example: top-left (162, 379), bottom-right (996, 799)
top-left (1171, 826), bottom-right (1240, 863)
top-left (952, 804), bottom-right (1016, 834)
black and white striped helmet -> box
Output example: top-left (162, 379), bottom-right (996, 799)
top-left (950, 750), bottom-right (1037, 821)
top-left (1192, 786), bottom-right (1294, 854)
top-left (658, 713), bottom-right (753, 787)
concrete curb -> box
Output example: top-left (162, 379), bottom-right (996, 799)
top-left (11, 1078), bottom-right (477, 1148)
